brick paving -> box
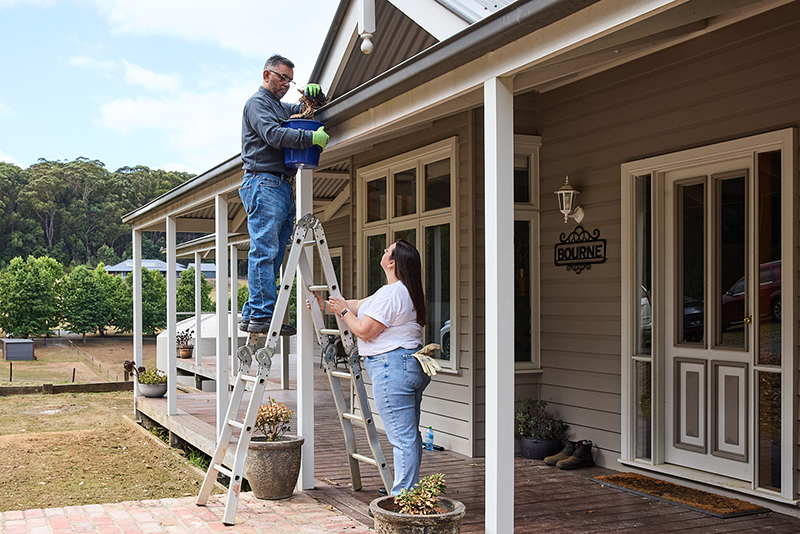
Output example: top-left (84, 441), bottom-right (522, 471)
top-left (0, 492), bottom-right (371, 534)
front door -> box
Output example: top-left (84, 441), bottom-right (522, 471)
top-left (664, 158), bottom-right (753, 481)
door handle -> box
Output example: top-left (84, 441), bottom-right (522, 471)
top-left (743, 315), bottom-right (752, 325)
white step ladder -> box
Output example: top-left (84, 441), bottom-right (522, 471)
top-left (196, 214), bottom-right (391, 524)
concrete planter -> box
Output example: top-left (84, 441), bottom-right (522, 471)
top-left (370, 495), bottom-right (465, 534)
top-left (137, 382), bottom-right (167, 398)
top-left (245, 435), bottom-right (304, 500)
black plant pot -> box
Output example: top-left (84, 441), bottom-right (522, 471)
top-left (520, 437), bottom-right (560, 460)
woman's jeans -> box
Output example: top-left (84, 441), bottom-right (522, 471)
top-left (364, 346), bottom-right (431, 495)
top-left (238, 173), bottom-right (296, 323)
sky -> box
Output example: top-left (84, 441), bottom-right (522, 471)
top-left (0, 0), bottom-right (340, 174)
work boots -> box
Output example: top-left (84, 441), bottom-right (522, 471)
top-left (544, 440), bottom-right (576, 466)
top-left (556, 440), bottom-right (595, 470)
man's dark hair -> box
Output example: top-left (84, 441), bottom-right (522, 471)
top-left (264, 55), bottom-right (295, 71)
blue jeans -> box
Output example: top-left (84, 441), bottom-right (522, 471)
top-left (238, 173), bottom-right (296, 323)
top-left (364, 346), bottom-right (430, 495)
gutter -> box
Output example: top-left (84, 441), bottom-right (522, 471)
top-left (122, 154), bottom-right (242, 224)
top-left (316, 0), bottom-right (601, 125)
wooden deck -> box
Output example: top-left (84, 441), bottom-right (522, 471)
top-left (137, 353), bottom-right (800, 532)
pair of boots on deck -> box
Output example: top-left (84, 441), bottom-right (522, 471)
top-left (544, 440), bottom-right (595, 469)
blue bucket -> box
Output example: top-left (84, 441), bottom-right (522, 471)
top-left (283, 119), bottom-right (324, 169)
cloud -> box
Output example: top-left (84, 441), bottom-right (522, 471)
top-left (88, 0), bottom-right (336, 58)
top-left (96, 82), bottom-right (252, 170)
top-left (0, 148), bottom-right (20, 166)
top-left (68, 55), bottom-right (116, 72)
top-left (122, 60), bottom-right (181, 93)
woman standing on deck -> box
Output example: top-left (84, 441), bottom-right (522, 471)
top-left (314, 239), bottom-right (429, 495)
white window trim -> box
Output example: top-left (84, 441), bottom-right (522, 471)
top-left (620, 128), bottom-right (796, 501)
top-left (356, 137), bottom-right (459, 371)
top-left (515, 135), bottom-right (542, 371)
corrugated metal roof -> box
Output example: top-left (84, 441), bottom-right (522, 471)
top-left (436, 0), bottom-right (518, 23)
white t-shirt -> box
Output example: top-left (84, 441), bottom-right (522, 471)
top-left (357, 281), bottom-right (422, 356)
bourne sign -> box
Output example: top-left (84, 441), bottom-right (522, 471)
top-left (554, 226), bottom-right (606, 274)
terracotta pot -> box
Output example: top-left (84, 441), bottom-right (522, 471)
top-left (138, 382), bottom-right (167, 398)
top-left (178, 346), bottom-right (194, 358)
top-left (245, 435), bottom-right (304, 500)
top-left (370, 495), bottom-right (465, 534)
top-left (520, 436), bottom-right (560, 460)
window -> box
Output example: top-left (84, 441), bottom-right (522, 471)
top-left (357, 138), bottom-right (458, 370)
top-left (514, 135), bottom-right (542, 369)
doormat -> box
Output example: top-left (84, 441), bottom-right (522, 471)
top-left (592, 473), bottom-right (769, 518)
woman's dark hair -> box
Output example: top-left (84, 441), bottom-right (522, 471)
top-left (391, 240), bottom-right (426, 326)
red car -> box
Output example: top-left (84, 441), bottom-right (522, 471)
top-left (721, 260), bottom-right (781, 331)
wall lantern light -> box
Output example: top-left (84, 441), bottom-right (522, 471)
top-left (555, 176), bottom-right (584, 224)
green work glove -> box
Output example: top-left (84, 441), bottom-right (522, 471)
top-left (312, 126), bottom-right (329, 151)
top-left (412, 343), bottom-right (443, 377)
top-left (304, 83), bottom-right (322, 98)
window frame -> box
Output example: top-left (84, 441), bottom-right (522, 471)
top-left (356, 137), bottom-right (459, 371)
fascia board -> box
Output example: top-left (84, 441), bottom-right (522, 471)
top-left (387, 0), bottom-right (470, 40)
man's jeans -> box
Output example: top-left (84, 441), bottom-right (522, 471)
top-left (239, 173), bottom-right (295, 323)
top-left (364, 346), bottom-right (430, 495)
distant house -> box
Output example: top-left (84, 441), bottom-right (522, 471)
top-left (186, 262), bottom-right (216, 279)
top-left (105, 259), bottom-right (186, 278)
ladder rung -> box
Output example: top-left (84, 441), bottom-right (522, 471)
top-left (331, 370), bottom-right (351, 379)
top-left (240, 375), bottom-right (257, 383)
top-left (303, 240), bottom-right (316, 246)
top-left (320, 328), bottom-right (340, 336)
top-left (228, 420), bottom-right (244, 430)
top-left (308, 285), bottom-right (329, 291)
top-left (214, 464), bottom-right (233, 478)
top-left (352, 453), bottom-right (378, 467)
top-left (342, 412), bottom-right (363, 423)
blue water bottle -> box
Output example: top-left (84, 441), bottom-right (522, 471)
top-left (425, 426), bottom-right (434, 451)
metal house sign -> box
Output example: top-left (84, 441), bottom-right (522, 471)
top-left (554, 226), bottom-right (607, 274)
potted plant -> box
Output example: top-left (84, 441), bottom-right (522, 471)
top-left (369, 474), bottom-right (465, 534)
top-left (123, 360), bottom-right (167, 398)
top-left (244, 397), bottom-right (304, 500)
top-left (515, 399), bottom-right (569, 460)
top-left (176, 328), bottom-right (194, 358)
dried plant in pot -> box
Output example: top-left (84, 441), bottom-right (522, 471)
top-left (123, 360), bottom-right (167, 398)
top-left (244, 397), bottom-right (304, 500)
top-left (515, 399), bottom-right (569, 460)
top-left (369, 474), bottom-right (465, 534)
top-left (176, 328), bottom-right (194, 358)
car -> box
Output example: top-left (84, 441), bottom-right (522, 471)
top-left (721, 260), bottom-right (781, 331)
top-left (439, 320), bottom-right (451, 360)
top-left (640, 287), bottom-right (704, 343)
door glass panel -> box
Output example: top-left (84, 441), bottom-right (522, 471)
top-left (367, 178), bottom-right (387, 222)
top-left (636, 175), bottom-right (652, 355)
top-left (514, 154), bottom-right (530, 203)
top-left (366, 234), bottom-right (386, 295)
top-left (424, 159), bottom-right (450, 211)
top-left (678, 182), bottom-right (705, 344)
top-left (718, 175), bottom-right (746, 348)
top-left (394, 228), bottom-right (416, 247)
top-left (425, 224), bottom-right (450, 360)
top-left (758, 151), bottom-right (781, 366)
top-left (757, 371), bottom-right (781, 491)
top-left (636, 360), bottom-right (652, 460)
top-left (394, 168), bottom-right (416, 217)
top-left (514, 220), bottom-right (531, 362)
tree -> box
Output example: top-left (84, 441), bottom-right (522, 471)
top-left (61, 265), bottom-right (106, 342)
top-left (111, 267), bottom-right (167, 336)
top-left (93, 263), bottom-right (124, 336)
top-left (0, 256), bottom-right (63, 338)
top-left (176, 267), bottom-right (215, 313)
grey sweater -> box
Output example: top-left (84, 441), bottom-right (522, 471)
top-left (241, 86), bottom-right (314, 176)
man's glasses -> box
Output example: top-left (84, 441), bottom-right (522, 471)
top-left (267, 69), bottom-right (295, 87)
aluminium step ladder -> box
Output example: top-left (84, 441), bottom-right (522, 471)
top-left (196, 214), bottom-right (392, 525)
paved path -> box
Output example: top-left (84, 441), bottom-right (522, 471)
top-left (0, 492), bottom-right (371, 534)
